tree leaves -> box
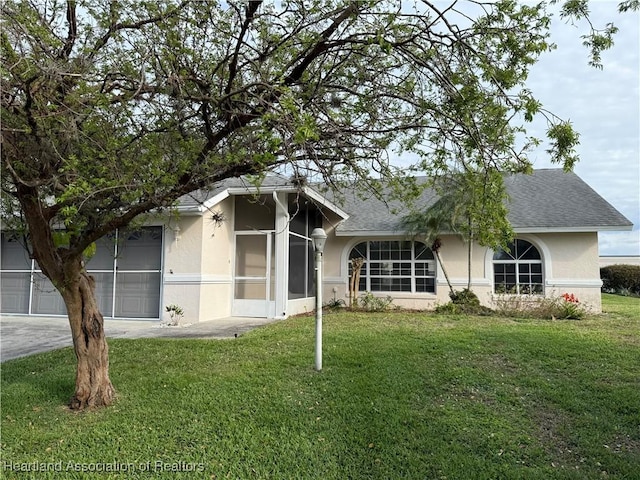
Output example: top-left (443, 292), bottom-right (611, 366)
top-left (0, 0), bottom-right (633, 262)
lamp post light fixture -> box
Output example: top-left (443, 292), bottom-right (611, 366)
top-left (311, 227), bottom-right (327, 371)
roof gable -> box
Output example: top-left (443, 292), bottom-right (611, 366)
top-left (176, 175), bottom-right (348, 218)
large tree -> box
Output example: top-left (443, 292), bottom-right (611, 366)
top-left (1, 0), bottom-right (634, 409)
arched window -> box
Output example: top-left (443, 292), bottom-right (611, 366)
top-left (349, 241), bottom-right (436, 293)
top-left (493, 239), bottom-right (543, 294)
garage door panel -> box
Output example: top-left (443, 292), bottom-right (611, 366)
top-left (91, 272), bottom-right (114, 317)
top-left (115, 272), bottom-right (160, 318)
top-left (1, 227), bottom-right (162, 319)
top-left (1, 233), bottom-right (32, 270)
top-left (32, 273), bottom-right (67, 315)
top-left (0, 273), bottom-right (30, 313)
top-left (117, 228), bottom-right (162, 270)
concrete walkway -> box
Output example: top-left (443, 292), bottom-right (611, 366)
top-left (0, 315), bottom-right (278, 362)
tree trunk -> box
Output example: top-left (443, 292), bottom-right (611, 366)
top-left (435, 250), bottom-right (455, 297)
top-left (350, 258), bottom-right (364, 308)
top-left (62, 271), bottom-right (115, 410)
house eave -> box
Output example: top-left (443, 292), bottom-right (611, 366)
top-left (334, 224), bottom-right (634, 237)
top-left (335, 230), bottom-right (409, 237)
top-left (512, 225), bottom-right (634, 233)
top-left (301, 186), bottom-right (349, 219)
top-left (178, 184), bottom-right (349, 219)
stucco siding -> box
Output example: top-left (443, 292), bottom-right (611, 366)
top-left (162, 197), bottom-right (236, 323)
top-left (537, 232), bottom-right (602, 311)
top-left (322, 230), bottom-right (603, 313)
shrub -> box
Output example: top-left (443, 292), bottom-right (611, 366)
top-left (358, 291), bottom-right (396, 312)
top-left (324, 298), bottom-right (346, 310)
top-left (495, 292), bottom-right (586, 320)
top-left (554, 293), bottom-right (587, 320)
top-left (435, 289), bottom-right (493, 315)
top-left (600, 264), bottom-right (640, 296)
top-left (449, 288), bottom-right (481, 306)
top-left (165, 304), bottom-right (184, 325)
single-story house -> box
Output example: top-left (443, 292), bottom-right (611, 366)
top-left (0, 169), bottom-right (632, 321)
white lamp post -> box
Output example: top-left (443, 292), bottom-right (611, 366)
top-left (311, 227), bottom-right (327, 371)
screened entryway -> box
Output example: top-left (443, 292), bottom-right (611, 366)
top-left (232, 231), bottom-right (276, 317)
top-left (232, 194), bottom-right (277, 317)
top-left (230, 192), bottom-right (324, 318)
top-left (0, 227), bottom-right (163, 319)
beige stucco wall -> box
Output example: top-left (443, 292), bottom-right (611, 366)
top-left (160, 196), bottom-right (604, 322)
top-left (320, 228), bottom-right (603, 313)
top-left (531, 232), bottom-right (602, 312)
top-left (161, 197), bottom-right (235, 324)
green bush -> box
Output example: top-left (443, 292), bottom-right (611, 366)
top-left (435, 289), bottom-right (493, 315)
top-left (358, 291), bottom-right (396, 312)
top-left (600, 264), bottom-right (640, 296)
top-left (449, 288), bottom-right (481, 306)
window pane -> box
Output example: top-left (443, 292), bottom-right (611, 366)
top-left (236, 235), bottom-right (267, 277)
top-left (115, 272), bottom-right (160, 318)
top-left (517, 240), bottom-right (541, 260)
top-left (416, 277), bottom-right (435, 293)
top-left (289, 212), bottom-right (307, 236)
top-left (32, 273), bottom-right (66, 315)
top-left (380, 242), bottom-right (391, 260)
top-left (235, 195), bottom-right (275, 231)
top-left (350, 242), bottom-right (367, 259)
top-left (415, 242), bottom-right (433, 260)
top-left (86, 234), bottom-right (117, 270)
top-left (494, 242), bottom-right (515, 260)
top-left (117, 227), bottom-right (162, 270)
top-left (91, 273), bottom-right (114, 317)
top-left (370, 241), bottom-right (381, 260)
top-left (371, 277), bottom-right (410, 292)
top-left (289, 235), bottom-right (307, 298)
top-left (307, 241), bottom-right (315, 297)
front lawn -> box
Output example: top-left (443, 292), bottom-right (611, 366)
top-left (1, 294), bottom-right (638, 479)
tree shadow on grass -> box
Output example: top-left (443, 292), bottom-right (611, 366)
top-left (1, 347), bottom-right (77, 406)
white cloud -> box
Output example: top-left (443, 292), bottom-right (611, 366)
top-left (526, 2), bottom-right (640, 255)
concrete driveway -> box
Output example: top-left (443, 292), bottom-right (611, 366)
top-left (0, 315), bottom-right (278, 362)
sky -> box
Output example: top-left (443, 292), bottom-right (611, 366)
top-left (524, 1), bottom-right (640, 256)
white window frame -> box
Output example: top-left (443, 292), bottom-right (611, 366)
top-left (493, 239), bottom-right (544, 295)
top-left (348, 240), bottom-right (436, 294)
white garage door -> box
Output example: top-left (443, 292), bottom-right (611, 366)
top-left (0, 227), bottom-right (163, 319)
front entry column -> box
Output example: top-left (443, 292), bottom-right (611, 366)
top-left (273, 192), bottom-right (289, 319)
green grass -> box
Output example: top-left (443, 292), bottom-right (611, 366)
top-left (1, 294), bottom-right (639, 479)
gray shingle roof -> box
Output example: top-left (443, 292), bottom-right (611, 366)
top-left (178, 169), bottom-right (632, 233)
top-left (332, 169), bottom-right (632, 234)
top-left (176, 175), bottom-right (299, 211)
top-left (502, 169), bottom-right (632, 231)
